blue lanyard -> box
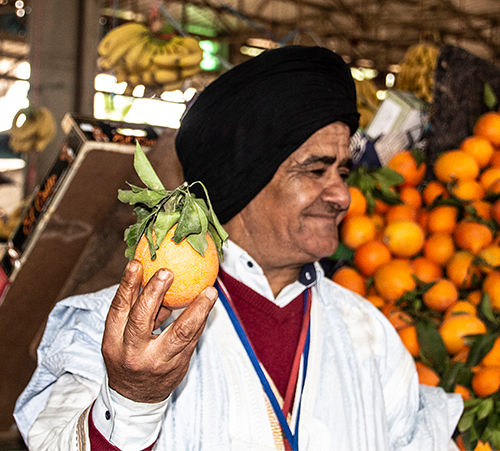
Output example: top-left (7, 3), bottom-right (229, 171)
top-left (216, 281), bottom-right (311, 451)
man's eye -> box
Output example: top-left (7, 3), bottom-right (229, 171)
top-left (339, 170), bottom-right (351, 180)
top-left (311, 168), bottom-right (326, 176)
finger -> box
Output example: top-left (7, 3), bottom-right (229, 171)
top-left (104, 260), bottom-right (143, 340)
top-left (125, 268), bottom-right (173, 342)
top-left (158, 286), bottom-right (218, 355)
top-left (154, 305), bottom-right (173, 330)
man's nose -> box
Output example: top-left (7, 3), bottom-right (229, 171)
top-left (321, 175), bottom-right (351, 211)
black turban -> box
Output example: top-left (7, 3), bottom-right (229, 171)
top-left (175, 45), bottom-right (359, 224)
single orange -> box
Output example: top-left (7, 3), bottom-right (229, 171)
top-left (374, 259), bottom-right (416, 302)
top-left (399, 185), bottom-right (422, 209)
top-left (332, 266), bottom-right (366, 296)
top-left (439, 314), bottom-right (487, 354)
top-left (411, 256), bottom-right (443, 283)
top-left (483, 270), bottom-right (500, 311)
top-left (134, 225), bottom-right (219, 309)
top-left (479, 167), bottom-right (500, 191)
top-left (369, 213), bottom-right (385, 238)
top-left (471, 366), bottom-right (500, 397)
top-left (451, 179), bottom-right (485, 202)
top-left (382, 220), bottom-right (425, 258)
top-left (427, 205), bottom-right (458, 234)
top-left (382, 304), bottom-right (413, 330)
top-left (433, 150), bottom-right (479, 183)
top-left (345, 186), bottom-right (367, 219)
top-left (478, 245), bottom-right (500, 273)
top-left (454, 384), bottom-right (471, 401)
top-left (385, 204), bottom-right (418, 223)
top-left (366, 294), bottom-right (385, 308)
top-left (415, 361), bottom-right (440, 386)
top-left (468, 199), bottom-right (492, 221)
top-left (423, 232), bottom-right (455, 266)
top-left (340, 214), bottom-right (376, 249)
top-left (398, 325), bottom-right (420, 357)
top-left (446, 251), bottom-right (481, 289)
top-left (454, 221), bottom-right (493, 254)
top-left (481, 336), bottom-right (500, 367)
top-left (387, 150), bottom-right (426, 187)
top-left (473, 111), bottom-right (500, 146)
top-left (444, 300), bottom-right (477, 319)
top-left (353, 239), bottom-right (392, 276)
top-left (422, 180), bottom-right (448, 206)
top-left (422, 278), bottom-right (458, 311)
top-left (460, 135), bottom-right (494, 168)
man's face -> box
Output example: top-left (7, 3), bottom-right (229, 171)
top-left (236, 121), bottom-right (352, 266)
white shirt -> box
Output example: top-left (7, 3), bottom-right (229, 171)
top-left (14, 240), bottom-right (463, 450)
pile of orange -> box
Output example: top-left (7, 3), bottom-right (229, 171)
top-left (332, 111), bottom-right (500, 451)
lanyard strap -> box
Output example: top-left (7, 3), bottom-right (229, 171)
top-left (216, 279), bottom-right (311, 451)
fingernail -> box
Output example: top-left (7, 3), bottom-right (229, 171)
top-left (126, 260), bottom-right (139, 272)
top-left (205, 286), bottom-right (218, 301)
top-left (157, 269), bottom-right (170, 281)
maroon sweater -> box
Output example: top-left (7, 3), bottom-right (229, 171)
top-left (89, 271), bottom-right (305, 449)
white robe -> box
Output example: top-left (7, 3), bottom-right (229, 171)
top-left (14, 241), bottom-right (462, 450)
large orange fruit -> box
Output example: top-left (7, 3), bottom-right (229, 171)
top-left (423, 232), bottom-right (455, 266)
top-left (340, 214), bottom-right (376, 249)
top-left (399, 185), bottom-right (422, 209)
top-left (345, 186), bottom-right (367, 219)
top-left (387, 150), bottom-right (426, 187)
top-left (450, 179), bottom-right (485, 202)
top-left (422, 278), bottom-right (458, 311)
top-left (415, 361), bottom-right (440, 386)
top-left (478, 245), bottom-right (500, 273)
top-left (491, 150), bottom-right (500, 167)
top-left (481, 336), bottom-right (500, 367)
top-left (433, 150), bottom-right (479, 183)
top-left (479, 167), bottom-right (500, 191)
top-left (483, 270), bottom-right (500, 311)
top-left (446, 251), bottom-right (481, 289)
top-left (411, 256), bottom-right (443, 283)
top-left (374, 259), bottom-right (416, 302)
top-left (473, 111), bottom-right (500, 146)
top-left (385, 204), bottom-right (418, 223)
top-left (453, 221), bottom-right (493, 254)
top-left (444, 300), bottom-right (477, 320)
top-left (422, 181), bottom-right (448, 206)
top-left (398, 325), bottom-right (419, 357)
top-left (471, 366), bottom-right (500, 397)
top-left (439, 314), bottom-right (487, 354)
top-left (353, 239), bottom-right (391, 276)
top-left (460, 135), bottom-right (494, 168)
top-left (427, 205), bottom-right (458, 234)
top-left (382, 220), bottom-right (425, 258)
top-left (332, 266), bottom-right (366, 296)
top-left (134, 225), bottom-right (219, 308)
top-left (468, 200), bottom-right (492, 221)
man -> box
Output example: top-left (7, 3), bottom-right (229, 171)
top-left (15, 46), bottom-right (462, 450)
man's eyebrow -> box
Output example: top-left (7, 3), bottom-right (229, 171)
top-left (298, 155), bottom-right (353, 168)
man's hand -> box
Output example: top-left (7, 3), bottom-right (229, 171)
top-left (102, 260), bottom-right (218, 403)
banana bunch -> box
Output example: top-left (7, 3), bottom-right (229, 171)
top-left (97, 22), bottom-right (204, 92)
top-left (396, 43), bottom-right (440, 103)
top-left (355, 79), bottom-right (380, 129)
top-left (9, 107), bottom-right (56, 153)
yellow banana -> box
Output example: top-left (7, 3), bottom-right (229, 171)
top-left (181, 65), bottom-right (201, 78)
top-left (154, 67), bottom-right (180, 84)
top-left (152, 41), bottom-right (181, 68)
top-left (124, 35), bottom-right (151, 73)
top-left (162, 80), bottom-right (184, 92)
top-left (98, 22), bottom-right (148, 57)
top-left (178, 50), bottom-right (203, 68)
